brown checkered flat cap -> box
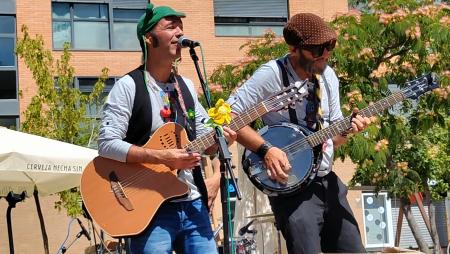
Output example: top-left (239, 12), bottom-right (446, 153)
top-left (283, 13), bottom-right (337, 46)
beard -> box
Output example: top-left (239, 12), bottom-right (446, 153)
top-left (298, 50), bottom-right (327, 75)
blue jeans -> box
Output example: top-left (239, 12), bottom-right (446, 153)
top-left (130, 198), bottom-right (218, 254)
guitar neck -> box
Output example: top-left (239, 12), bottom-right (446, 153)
top-left (306, 92), bottom-right (405, 147)
top-left (186, 103), bottom-right (268, 152)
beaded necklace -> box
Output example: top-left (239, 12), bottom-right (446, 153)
top-left (159, 88), bottom-right (175, 122)
top-left (158, 75), bottom-right (193, 131)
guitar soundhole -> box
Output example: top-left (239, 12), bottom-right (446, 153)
top-left (159, 133), bottom-right (181, 149)
top-left (173, 131), bottom-right (181, 144)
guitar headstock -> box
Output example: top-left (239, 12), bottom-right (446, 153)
top-left (264, 80), bottom-right (310, 112)
top-left (402, 73), bottom-right (440, 100)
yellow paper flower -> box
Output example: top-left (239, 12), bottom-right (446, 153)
top-left (207, 99), bottom-right (232, 125)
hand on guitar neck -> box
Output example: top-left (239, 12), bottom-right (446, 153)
top-left (204, 126), bottom-right (237, 155)
top-left (333, 108), bottom-right (372, 148)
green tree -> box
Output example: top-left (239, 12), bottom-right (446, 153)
top-left (209, 1), bottom-right (449, 252)
top-left (332, 1), bottom-right (449, 252)
top-left (206, 31), bottom-right (288, 128)
top-left (16, 25), bottom-right (108, 217)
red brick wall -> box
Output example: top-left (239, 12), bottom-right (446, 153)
top-left (16, 0), bottom-right (348, 117)
top-left (290, 0), bottom-right (349, 21)
top-left (16, 0), bottom-right (142, 116)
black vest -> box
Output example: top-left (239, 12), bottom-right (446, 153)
top-left (123, 65), bottom-right (208, 208)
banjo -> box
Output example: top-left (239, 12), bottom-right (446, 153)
top-left (243, 73), bottom-right (439, 196)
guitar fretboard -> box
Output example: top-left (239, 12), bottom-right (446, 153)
top-left (184, 83), bottom-right (307, 152)
top-left (185, 103), bottom-right (268, 152)
top-left (306, 92), bottom-right (405, 147)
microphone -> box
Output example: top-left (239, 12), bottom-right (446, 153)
top-left (238, 219), bottom-right (256, 236)
top-left (178, 36), bottom-right (200, 48)
top-left (76, 218), bottom-right (91, 241)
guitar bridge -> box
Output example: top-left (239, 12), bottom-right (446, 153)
top-left (109, 171), bottom-right (134, 211)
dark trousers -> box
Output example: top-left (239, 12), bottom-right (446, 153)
top-left (269, 171), bottom-right (366, 254)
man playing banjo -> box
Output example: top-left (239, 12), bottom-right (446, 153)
top-left (228, 13), bottom-right (371, 253)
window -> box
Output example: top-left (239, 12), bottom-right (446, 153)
top-left (76, 77), bottom-right (115, 118)
top-left (0, 70), bottom-right (16, 99)
top-left (213, 0), bottom-right (288, 37)
top-left (0, 116), bottom-right (18, 130)
top-left (52, 2), bottom-right (145, 50)
top-left (52, 3), bottom-right (109, 49)
top-left (0, 16), bottom-right (16, 67)
top-left (113, 9), bottom-right (144, 50)
top-left (0, 0), bottom-right (15, 14)
top-left (0, 15), bottom-right (17, 99)
top-left (362, 192), bottom-right (394, 248)
top-left (0, 2), bottom-right (18, 126)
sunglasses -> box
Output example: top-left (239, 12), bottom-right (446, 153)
top-left (299, 40), bottom-right (336, 58)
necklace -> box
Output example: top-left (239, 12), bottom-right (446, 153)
top-left (159, 90), bottom-right (172, 121)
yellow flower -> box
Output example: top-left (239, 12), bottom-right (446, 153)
top-left (207, 99), bottom-right (231, 125)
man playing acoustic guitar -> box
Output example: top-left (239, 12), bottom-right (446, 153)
top-left (228, 13), bottom-right (371, 253)
top-left (97, 3), bottom-right (236, 254)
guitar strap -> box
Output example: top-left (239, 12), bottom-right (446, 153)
top-left (276, 58), bottom-right (324, 179)
top-left (276, 59), bottom-right (299, 125)
top-left (276, 59), bottom-right (332, 129)
top-left (172, 76), bottom-right (209, 209)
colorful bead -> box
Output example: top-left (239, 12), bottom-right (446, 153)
top-left (160, 106), bottom-right (172, 118)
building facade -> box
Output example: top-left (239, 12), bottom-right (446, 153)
top-left (7, 0), bottom-right (445, 253)
top-left (0, 0), bottom-right (349, 131)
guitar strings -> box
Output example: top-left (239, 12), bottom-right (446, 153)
top-left (115, 88), bottom-right (305, 192)
top-left (106, 90), bottom-right (412, 196)
top-left (276, 92), bottom-right (405, 156)
top-left (116, 90), bottom-right (381, 191)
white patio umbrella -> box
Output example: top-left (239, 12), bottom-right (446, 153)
top-left (0, 127), bottom-right (97, 196)
top-left (0, 127), bottom-right (98, 254)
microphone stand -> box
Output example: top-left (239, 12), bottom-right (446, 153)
top-left (188, 46), bottom-right (241, 254)
top-left (60, 229), bottom-right (86, 253)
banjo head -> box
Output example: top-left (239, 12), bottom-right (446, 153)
top-left (243, 123), bottom-right (317, 196)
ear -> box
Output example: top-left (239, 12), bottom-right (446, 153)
top-left (144, 33), bottom-right (152, 46)
top-left (288, 45), bottom-right (297, 54)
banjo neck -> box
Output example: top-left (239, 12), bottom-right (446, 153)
top-left (306, 92), bottom-right (405, 147)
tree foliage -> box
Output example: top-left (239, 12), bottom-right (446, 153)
top-left (204, 31), bottom-right (288, 128)
top-left (207, 31), bottom-right (288, 105)
top-left (16, 25), bottom-right (108, 216)
top-left (330, 0), bottom-right (450, 202)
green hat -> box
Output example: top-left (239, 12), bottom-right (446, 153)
top-left (137, 3), bottom-right (186, 51)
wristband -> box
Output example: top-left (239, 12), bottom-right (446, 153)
top-left (256, 141), bottom-right (273, 158)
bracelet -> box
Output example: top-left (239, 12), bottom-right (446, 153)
top-left (256, 141), bottom-right (273, 158)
